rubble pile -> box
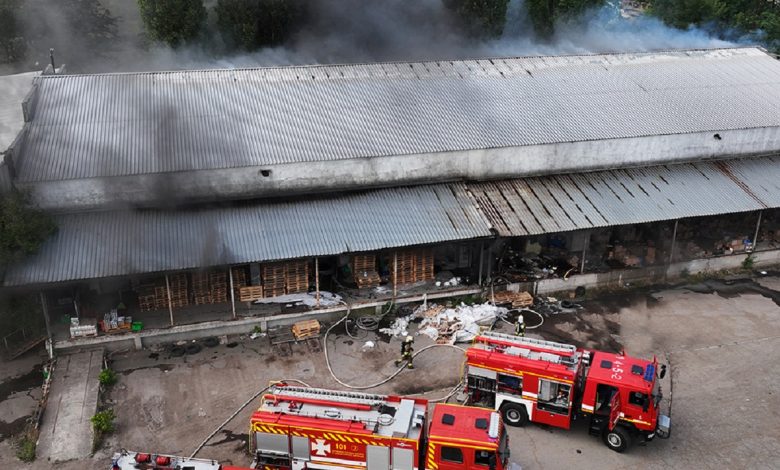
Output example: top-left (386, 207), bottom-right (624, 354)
top-left (380, 303), bottom-right (509, 344)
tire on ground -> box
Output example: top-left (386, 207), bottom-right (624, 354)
top-left (500, 402), bottom-right (529, 427)
top-left (603, 426), bottom-right (632, 453)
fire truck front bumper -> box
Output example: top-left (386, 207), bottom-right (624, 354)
top-left (655, 414), bottom-right (672, 439)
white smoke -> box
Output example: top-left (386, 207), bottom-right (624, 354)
top-left (10, 0), bottom-right (741, 74)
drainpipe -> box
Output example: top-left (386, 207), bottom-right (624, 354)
top-left (229, 268), bottom-right (236, 320)
top-left (165, 274), bottom-right (174, 327)
top-left (39, 292), bottom-right (53, 359)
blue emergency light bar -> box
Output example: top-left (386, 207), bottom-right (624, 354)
top-left (644, 364), bottom-right (656, 382)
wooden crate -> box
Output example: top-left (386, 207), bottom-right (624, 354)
top-left (239, 286), bottom-right (264, 302)
top-left (263, 262), bottom-right (286, 298)
top-left (292, 319), bottom-right (320, 340)
top-left (352, 254), bottom-right (381, 289)
top-left (414, 249), bottom-right (435, 282)
top-left (231, 266), bottom-right (248, 297)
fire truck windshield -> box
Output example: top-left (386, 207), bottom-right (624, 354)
top-left (652, 380), bottom-right (662, 408)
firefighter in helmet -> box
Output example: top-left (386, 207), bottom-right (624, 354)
top-left (395, 336), bottom-right (415, 369)
top-left (515, 313), bottom-right (525, 337)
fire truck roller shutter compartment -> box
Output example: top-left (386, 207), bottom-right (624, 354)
top-left (256, 431), bottom-right (288, 454)
top-left (367, 444), bottom-right (390, 469)
top-left (392, 446), bottom-right (414, 470)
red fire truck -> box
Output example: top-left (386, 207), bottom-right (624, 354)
top-left (250, 384), bottom-right (516, 470)
top-left (464, 331), bottom-right (671, 452)
top-left (110, 449), bottom-right (252, 469)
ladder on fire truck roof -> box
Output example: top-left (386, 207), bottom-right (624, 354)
top-left (479, 331), bottom-right (578, 356)
top-left (271, 385), bottom-right (388, 406)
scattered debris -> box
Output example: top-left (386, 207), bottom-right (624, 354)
top-left (380, 303), bottom-right (508, 343)
top-left (253, 291), bottom-right (343, 307)
top-left (361, 341), bottom-right (375, 350)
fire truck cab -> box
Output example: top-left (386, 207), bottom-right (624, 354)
top-left (250, 384), bottom-right (512, 470)
top-left (465, 331), bottom-right (671, 453)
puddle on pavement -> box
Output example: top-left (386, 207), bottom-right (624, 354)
top-left (0, 366), bottom-right (42, 442)
top-left (0, 416), bottom-right (29, 442)
top-left (0, 367), bottom-right (42, 403)
top-left (681, 277), bottom-right (780, 307)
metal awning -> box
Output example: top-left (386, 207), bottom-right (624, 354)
top-left (469, 156), bottom-right (779, 236)
top-left (2, 184), bottom-right (490, 286)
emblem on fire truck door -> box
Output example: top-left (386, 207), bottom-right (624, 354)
top-left (312, 439), bottom-right (331, 456)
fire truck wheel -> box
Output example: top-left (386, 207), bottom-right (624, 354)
top-left (500, 403), bottom-right (528, 427)
top-left (603, 426), bottom-right (632, 453)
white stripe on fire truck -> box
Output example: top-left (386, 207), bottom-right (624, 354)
top-left (522, 392), bottom-right (538, 398)
top-left (581, 404), bottom-right (594, 411)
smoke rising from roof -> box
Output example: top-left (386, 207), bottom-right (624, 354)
top-left (7, 0), bottom-right (737, 75)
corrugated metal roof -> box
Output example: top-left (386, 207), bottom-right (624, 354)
top-left (471, 156), bottom-right (779, 236)
top-left (15, 48), bottom-right (780, 182)
top-left (2, 184), bottom-right (491, 286)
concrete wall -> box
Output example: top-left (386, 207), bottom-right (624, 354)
top-left (527, 249), bottom-right (780, 295)
top-left (25, 127), bottom-right (780, 212)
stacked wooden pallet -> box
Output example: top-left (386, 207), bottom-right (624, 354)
top-left (285, 260), bottom-right (309, 294)
top-left (137, 286), bottom-right (157, 312)
top-left (209, 271), bottom-right (227, 304)
top-left (263, 263), bottom-right (287, 298)
top-left (352, 254), bottom-right (381, 289)
top-left (153, 285), bottom-right (168, 310)
top-left (493, 291), bottom-right (534, 308)
top-left (231, 266), bottom-right (248, 298)
top-left (239, 286), bottom-right (264, 302)
top-left (391, 250), bottom-right (416, 285)
top-left (415, 249), bottom-right (435, 282)
top-left (292, 319), bottom-right (320, 340)
top-left (192, 271), bottom-right (212, 305)
top-left (168, 274), bottom-right (189, 308)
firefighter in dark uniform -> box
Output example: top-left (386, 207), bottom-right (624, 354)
top-left (395, 336), bottom-right (415, 369)
top-left (515, 314), bottom-right (525, 337)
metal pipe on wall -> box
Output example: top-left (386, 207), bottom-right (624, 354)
top-left (753, 210), bottom-right (763, 251)
top-left (315, 258), bottom-right (320, 308)
top-left (39, 292), bottom-right (53, 358)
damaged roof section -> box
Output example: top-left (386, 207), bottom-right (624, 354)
top-left (2, 184), bottom-right (491, 286)
top-left (13, 47), bottom-right (780, 183)
top-left (472, 156), bottom-right (780, 236)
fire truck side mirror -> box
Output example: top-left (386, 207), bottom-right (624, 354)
top-left (659, 364), bottom-right (667, 379)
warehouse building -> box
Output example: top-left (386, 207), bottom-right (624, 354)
top-left (1, 47), bottom-right (779, 352)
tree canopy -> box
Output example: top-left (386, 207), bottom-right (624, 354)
top-left (0, 0), bottom-right (25, 64)
top-left (0, 191), bottom-right (57, 267)
top-left (650, 0), bottom-right (780, 51)
top-left (526, 0), bottom-right (605, 38)
top-left (215, 0), bottom-right (304, 50)
top-left (137, 0), bottom-right (206, 47)
top-left (444, 0), bottom-right (511, 37)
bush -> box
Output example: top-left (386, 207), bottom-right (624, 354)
top-left (15, 435), bottom-right (36, 462)
top-left (98, 368), bottom-right (117, 386)
top-left (91, 409), bottom-right (115, 434)
top-left (742, 254), bottom-right (755, 270)
top-left (215, 0), bottom-right (304, 50)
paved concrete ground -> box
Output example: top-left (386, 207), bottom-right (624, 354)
top-left (35, 350), bottom-right (103, 463)
top-left (2, 274), bottom-right (779, 469)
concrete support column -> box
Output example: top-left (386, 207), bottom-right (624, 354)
top-left (753, 210), bottom-right (763, 251)
top-left (580, 232), bottom-right (590, 274)
top-left (39, 292), bottom-right (53, 359)
top-left (229, 268), bottom-right (236, 320)
top-left (165, 274), bottom-right (174, 327)
top-left (393, 252), bottom-right (398, 299)
top-left (669, 220), bottom-right (679, 265)
top-left (478, 242), bottom-right (484, 286)
top-left (315, 258), bottom-right (320, 308)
